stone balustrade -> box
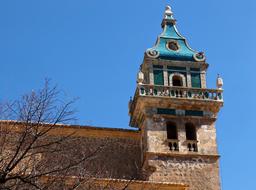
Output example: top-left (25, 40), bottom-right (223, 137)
top-left (186, 140), bottom-right (198, 152)
top-left (138, 84), bottom-right (223, 101)
top-left (166, 139), bottom-right (179, 151)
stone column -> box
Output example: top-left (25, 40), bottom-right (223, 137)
top-left (163, 65), bottom-right (169, 86)
top-left (201, 70), bottom-right (207, 88)
top-left (186, 67), bottom-right (192, 87)
top-left (176, 113), bottom-right (186, 152)
top-left (149, 64), bottom-right (154, 85)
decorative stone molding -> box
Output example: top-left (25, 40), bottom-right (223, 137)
top-left (166, 40), bottom-right (180, 52)
top-left (193, 52), bottom-right (206, 62)
top-left (146, 49), bottom-right (160, 58)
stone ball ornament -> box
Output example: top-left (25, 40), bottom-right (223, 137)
top-left (216, 74), bottom-right (224, 89)
top-left (193, 52), bottom-right (206, 62)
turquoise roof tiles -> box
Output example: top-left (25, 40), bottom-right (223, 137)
top-left (146, 6), bottom-right (205, 62)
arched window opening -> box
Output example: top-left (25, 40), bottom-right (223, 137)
top-left (167, 122), bottom-right (178, 140)
top-left (172, 75), bottom-right (183, 87)
top-left (166, 122), bottom-right (179, 151)
top-left (185, 123), bottom-right (197, 140)
top-left (185, 123), bottom-right (198, 152)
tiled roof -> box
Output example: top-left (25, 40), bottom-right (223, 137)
top-left (145, 6), bottom-right (205, 62)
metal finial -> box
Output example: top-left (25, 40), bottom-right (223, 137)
top-left (165, 5), bottom-right (173, 16)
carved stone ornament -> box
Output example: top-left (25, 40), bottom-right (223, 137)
top-left (193, 52), bottom-right (206, 62)
top-left (137, 71), bottom-right (144, 84)
top-left (166, 40), bottom-right (180, 51)
top-left (146, 49), bottom-right (160, 58)
top-left (216, 74), bottom-right (223, 89)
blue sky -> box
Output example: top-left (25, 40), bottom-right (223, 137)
top-left (1, 0), bottom-right (256, 189)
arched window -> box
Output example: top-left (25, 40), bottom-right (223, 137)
top-left (185, 123), bottom-right (198, 152)
top-left (167, 122), bottom-right (178, 139)
top-left (166, 122), bottom-right (179, 151)
top-left (185, 123), bottom-right (197, 140)
top-left (169, 73), bottom-right (186, 87)
top-left (172, 75), bottom-right (183, 87)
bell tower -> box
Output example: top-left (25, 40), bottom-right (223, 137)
top-left (129, 5), bottom-right (224, 190)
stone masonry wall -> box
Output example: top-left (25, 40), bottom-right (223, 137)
top-left (145, 117), bottom-right (218, 155)
top-left (142, 117), bottom-right (221, 190)
top-left (44, 131), bottom-right (142, 180)
top-left (147, 156), bottom-right (220, 190)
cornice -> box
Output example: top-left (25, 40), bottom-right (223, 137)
top-left (0, 120), bottom-right (141, 139)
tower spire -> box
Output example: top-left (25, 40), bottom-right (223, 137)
top-left (146, 5), bottom-right (206, 62)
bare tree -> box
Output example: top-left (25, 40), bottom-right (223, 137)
top-left (0, 80), bottom-right (96, 190)
top-left (0, 80), bottom-right (143, 190)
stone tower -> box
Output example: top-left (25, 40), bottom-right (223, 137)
top-left (129, 5), bottom-right (224, 190)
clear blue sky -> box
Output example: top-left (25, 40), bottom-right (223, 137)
top-left (0, 0), bottom-right (255, 189)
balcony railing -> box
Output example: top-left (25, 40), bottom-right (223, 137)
top-left (186, 140), bottom-right (198, 152)
top-left (166, 139), bottom-right (179, 151)
top-left (138, 84), bottom-right (223, 102)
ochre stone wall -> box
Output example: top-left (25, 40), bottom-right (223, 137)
top-left (1, 121), bottom-right (221, 190)
top-left (147, 155), bottom-right (220, 190)
top-left (143, 117), bottom-right (218, 156)
top-left (44, 127), bottom-right (142, 180)
top-left (0, 121), bottom-right (142, 184)
top-left (140, 115), bottom-right (221, 190)
top-left (68, 136), bottom-right (142, 179)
